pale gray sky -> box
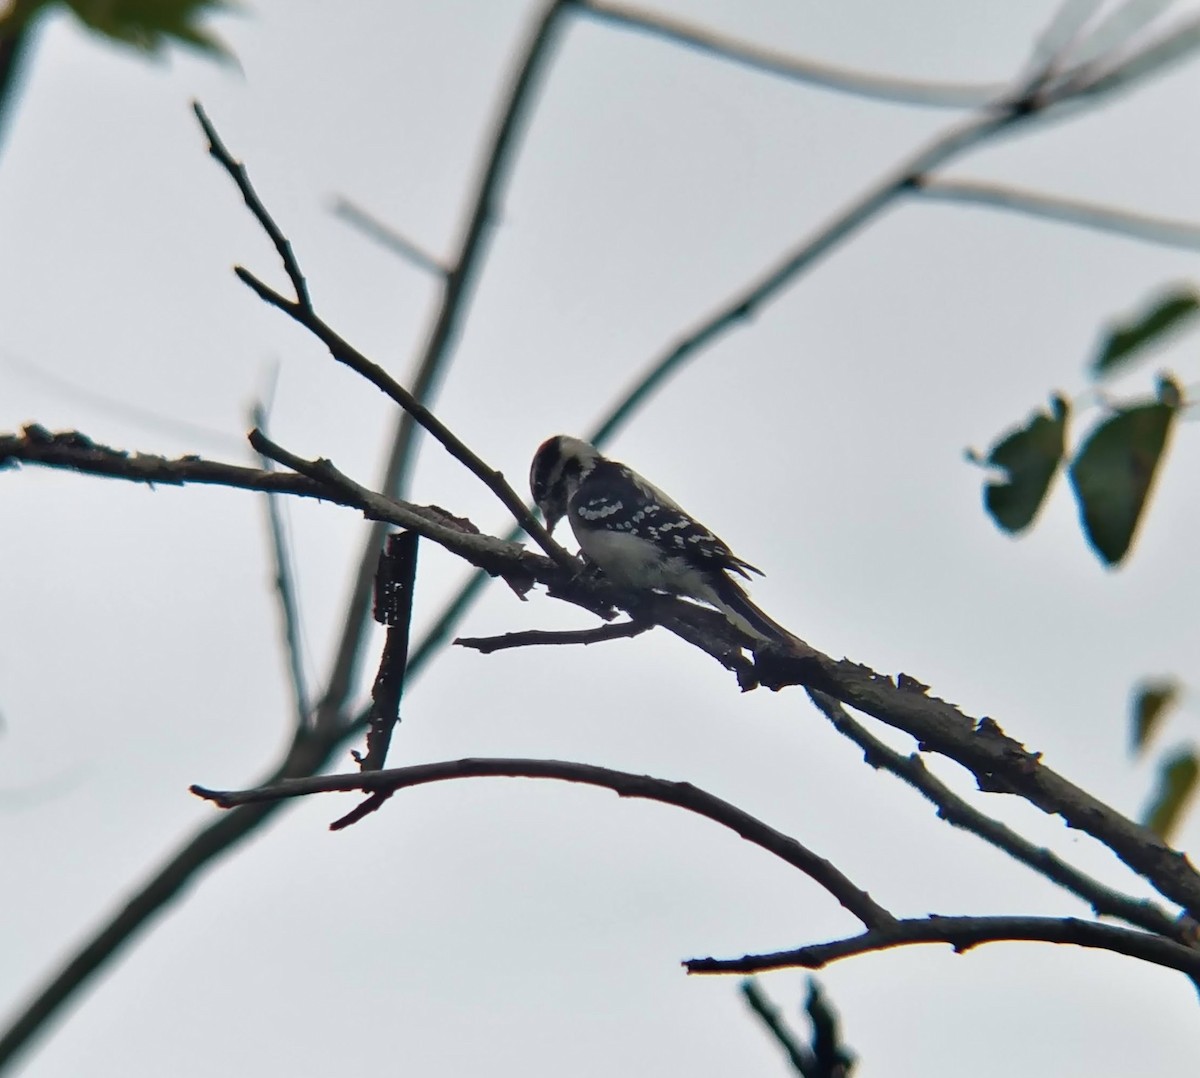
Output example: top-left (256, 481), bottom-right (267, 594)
top-left (3, 1), bottom-right (1200, 1075)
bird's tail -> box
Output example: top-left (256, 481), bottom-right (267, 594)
top-left (708, 574), bottom-right (799, 648)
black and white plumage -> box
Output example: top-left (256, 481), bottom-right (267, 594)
top-left (529, 435), bottom-right (794, 646)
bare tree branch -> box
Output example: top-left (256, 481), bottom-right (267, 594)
top-left (352, 530), bottom-right (419, 773)
top-left (194, 102), bottom-right (311, 311)
top-left (686, 914), bottom-right (1200, 982)
top-left (916, 176), bottom-right (1200, 250)
top-left (6, 7), bottom-right (1200, 1068)
top-left (456, 619), bottom-right (652, 653)
top-left (10, 418), bottom-right (1200, 921)
top-left (190, 757), bottom-right (898, 930)
top-left (193, 106), bottom-right (572, 573)
top-left (576, 0), bottom-right (1005, 108)
top-left (805, 691), bottom-right (1193, 943)
top-left (251, 403), bottom-right (310, 728)
top-left (753, 651), bottom-right (1200, 920)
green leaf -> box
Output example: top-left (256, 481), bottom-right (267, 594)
top-left (976, 395), bottom-right (1069, 534)
top-left (1131, 678), bottom-right (1180, 755)
top-left (1067, 392), bottom-right (1178, 566)
top-left (1092, 287), bottom-right (1200, 378)
top-left (1143, 750), bottom-right (1200, 842)
top-left (61, 0), bottom-right (231, 59)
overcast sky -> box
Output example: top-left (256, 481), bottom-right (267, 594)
top-left (3, 1), bottom-right (1200, 1075)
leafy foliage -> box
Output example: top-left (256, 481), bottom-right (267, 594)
top-left (4, 0), bottom-right (230, 58)
top-left (975, 395), bottom-right (1069, 534)
top-left (1131, 678), bottom-right (1181, 754)
top-left (1067, 380), bottom-right (1179, 566)
top-left (1092, 287), bottom-right (1200, 378)
top-left (1143, 750), bottom-right (1200, 842)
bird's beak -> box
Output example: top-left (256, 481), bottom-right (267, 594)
top-left (539, 502), bottom-right (563, 536)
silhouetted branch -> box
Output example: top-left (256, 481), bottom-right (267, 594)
top-left (191, 757), bottom-right (898, 930)
top-left (805, 690), bottom-right (1193, 944)
top-left (751, 650), bottom-right (1200, 919)
top-left (227, 269), bottom-right (571, 570)
top-left (353, 531), bottom-right (420, 773)
top-left (196, 104), bottom-right (573, 573)
top-left (194, 101), bottom-right (310, 310)
top-left (687, 915), bottom-right (1200, 982)
top-left (456, 619), bottom-right (652, 653)
top-left (8, 422), bottom-right (1200, 920)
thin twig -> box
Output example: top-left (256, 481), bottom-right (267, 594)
top-left (805, 691), bottom-right (1193, 944)
top-left (245, 429), bottom-right (551, 585)
top-left (916, 177), bottom-right (1200, 250)
top-left (330, 196), bottom-right (448, 276)
top-left (251, 404), bottom-right (311, 728)
top-left (192, 106), bottom-right (572, 572)
top-left (456, 620), bottom-right (652, 653)
top-left (190, 757), bottom-right (898, 930)
top-left (686, 915), bottom-right (1200, 982)
top-left (193, 102), bottom-right (311, 311)
top-left (577, 0), bottom-right (1005, 109)
top-left (232, 266), bottom-right (572, 570)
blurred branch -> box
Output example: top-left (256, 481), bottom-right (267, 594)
top-left (330, 196), bottom-right (449, 276)
top-left (0, 724), bottom-right (344, 1070)
top-left (740, 980), bottom-right (818, 1077)
top-left (251, 403), bottom-right (311, 728)
top-left (915, 177), bottom-right (1200, 250)
top-left (191, 758), bottom-right (899, 930)
top-left (1062, 12), bottom-right (1200, 99)
top-left (1022, 0), bottom-right (1105, 81)
top-left (576, 0), bottom-right (1005, 108)
top-left (0, 352), bottom-right (244, 453)
top-left (741, 979), bottom-right (854, 1078)
top-left (805, 691), bottom-right (1194, 944)
top-left (687, 915), bottom-right (1200, 982)
top-left (320, 0), bottom-right (573, 728)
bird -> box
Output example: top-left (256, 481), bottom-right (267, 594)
top-left (528, 434), bottom-right (795, 646)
